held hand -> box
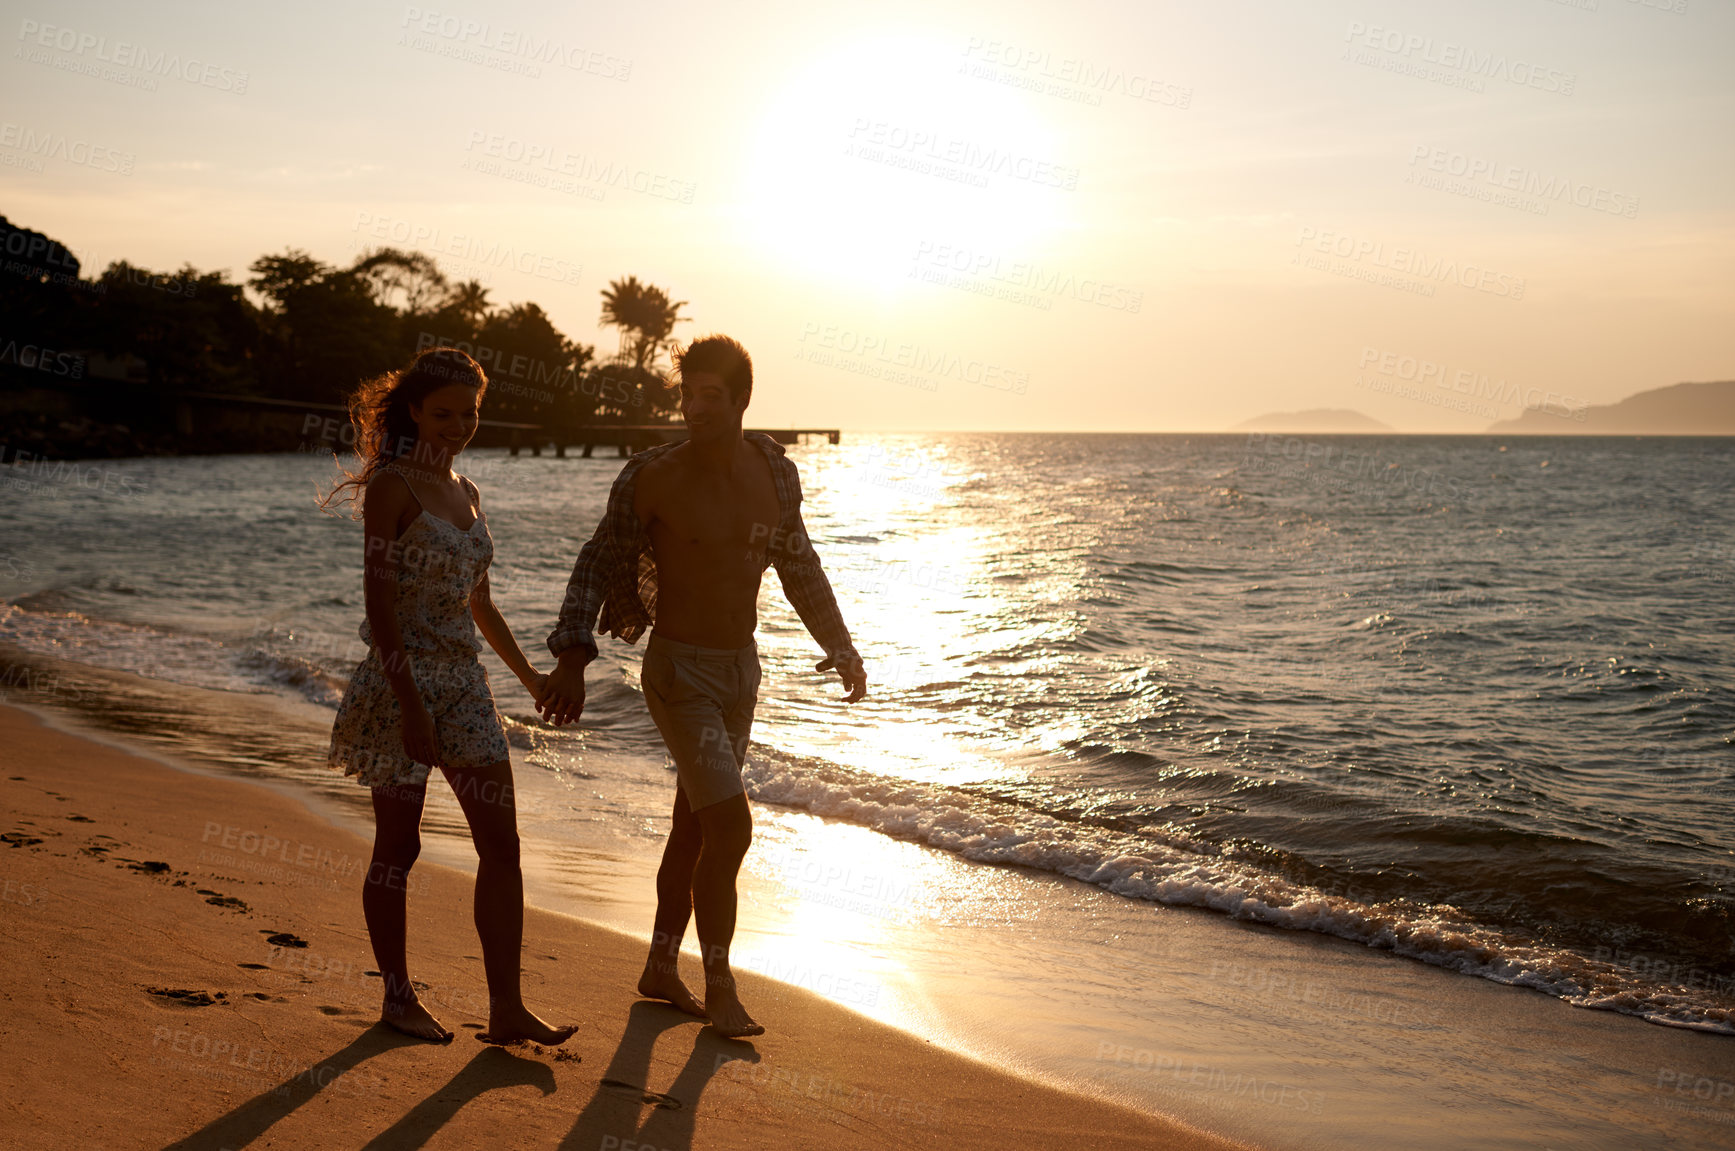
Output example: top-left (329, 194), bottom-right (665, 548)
top-left (400, 703), bottom-right (444, 769)
top-left (815, 654), bottom-right (867, 704)
top-left (537, 657), bottom-right (588, 726)
top-left (523, 670), bottom-right (550, 705)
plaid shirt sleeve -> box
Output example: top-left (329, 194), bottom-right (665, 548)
top-left (766, 451), bottom-right (861, 669)
top-left (547, 461), bottom-right (646, 662)
top-left (546, 516), bottom-right (609, 663)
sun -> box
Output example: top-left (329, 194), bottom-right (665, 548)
top-left (732, 31), bottom-right (1074, 289)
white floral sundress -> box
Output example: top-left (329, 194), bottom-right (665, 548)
top-left (327, 463), bottom-right (510, 787)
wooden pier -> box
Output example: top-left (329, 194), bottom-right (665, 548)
top-left (507, 425), bottom-right (840, 458)
top-left (103, 391), bottom-right (839, 458)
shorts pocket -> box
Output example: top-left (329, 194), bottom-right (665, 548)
top-left (643, 649), bottom-right (685, 701)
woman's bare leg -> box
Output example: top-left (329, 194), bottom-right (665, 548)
top-left (365, 781), bottom-right (451, 1040)
top-left (440, 758), bottom-right (576, 1046)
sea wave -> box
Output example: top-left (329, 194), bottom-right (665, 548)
top-left (745, 745), bottom-right (1735, 1034)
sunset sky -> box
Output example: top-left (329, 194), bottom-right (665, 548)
top-left (3, 0), bottom-right (1731, 431)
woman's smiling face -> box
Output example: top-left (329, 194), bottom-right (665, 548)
top-left (410, 382), bottom-right (482, 459)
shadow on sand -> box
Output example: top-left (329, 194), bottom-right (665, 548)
top-left (360, 1044), bottom-right (558, 1149)
top-left (163, 1024), bottom-right (425, 1150)
top-left (557, 1001), bottom-right (759, 1151)
top-left (162, 1004), bottom-right (759, 1150)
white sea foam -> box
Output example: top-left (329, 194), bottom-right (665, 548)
top-left (0, 603), bottom-right (347, 706)
top-left (744, 747), bottom-right (1735, 1035)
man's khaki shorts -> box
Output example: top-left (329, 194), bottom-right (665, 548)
top-left (641, 631), bottom-right (761, 810)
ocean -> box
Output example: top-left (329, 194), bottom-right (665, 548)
top-left (3, 431), bottom-right (1732, 1147)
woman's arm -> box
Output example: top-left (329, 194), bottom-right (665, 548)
top-left (361, 471), bottom-right (443, 766)
top-left (470, 571), bottom-right (545, 700)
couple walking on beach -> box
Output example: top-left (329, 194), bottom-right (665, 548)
top-left (322, 337), bottom-right (867, 1046)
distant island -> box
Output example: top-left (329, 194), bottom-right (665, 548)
top-left (1235, 408), bottom-right (1394, 433)
top-left (1486, 380), bottom-right (1735, 435)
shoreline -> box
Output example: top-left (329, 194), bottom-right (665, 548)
top-left (3, 639), bottom-right (1735, 1147)
top-left (0, 699), bottom-right (1249, 1150)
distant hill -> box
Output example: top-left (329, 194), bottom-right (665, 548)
top-left (1235, 408), bottom-right (1393, 433)
top-left (1487, 380), bottom-right (1735, 435)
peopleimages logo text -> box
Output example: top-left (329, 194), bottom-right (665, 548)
top-left (16, 19), bottom-right (250, 93)
top-left (1294, 227), bottom-right (1525, 299)
top-left (1408, 147), bottom-right (1638, 219)
top-left (846, 119), bottom-right (1078, 190)
top-left (798, 321), bottom-right (1029, 394)
top-left (0, 122), bottom-right (134, 174)
top-left (399, 7), bottom-right (631, 79)
top-left (1343, 21), bottom-right (1575, 94)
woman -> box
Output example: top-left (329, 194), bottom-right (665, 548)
top-left (324, 346), bottom-right (574, 1046)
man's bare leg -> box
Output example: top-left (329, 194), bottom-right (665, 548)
top-left (692, 792), bottom-right (762, 1037)
top-left (637, 786), bottom-right (708, 1016)
top-left (441, 759), bottom-right (578, 1046)
top-left (365, 782), bottom-right (452, 1041)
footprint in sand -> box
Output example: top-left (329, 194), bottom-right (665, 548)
top-left (127, 861), bottom-right (171, 874)
top-left (1, 832), bottom-right (43, 848)
top-left (263, 931), bottom-right (308, 948)
top-left (246, 992), bottom-right (290, 1002)
top-left (521, 1043), bottom-right (582, 1062)
top-left (66, 815), bottom-right (94, 823)
top-left (146, 988), bottom-right (228, 1007)
top-left (237, 962), bottom-right (271, 971)
top-left (197, 889), bottom-right (250, 911)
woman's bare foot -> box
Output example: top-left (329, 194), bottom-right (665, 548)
top-left (382, 997), bottom-right (453, 1042)
top-left (704, 973), bottom-right (764, 1038)
top-left (478, 1003), bottom-right (578, 1046)
top-left (637, 959), bottom-right (707, 1017)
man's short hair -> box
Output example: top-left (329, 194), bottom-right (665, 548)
top-left (675, 334), bottom-right (753, 406)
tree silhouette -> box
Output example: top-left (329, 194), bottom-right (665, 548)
top-left (474, 302), bottom-right (594, 425)
top-left (447, 280), bottom-right (492, 329)
top-left (248, 250), bottom-right (397, 402)
top-left (599, 275), bottom-right (688, 373)
top-left (2, 210), bottom-right (694, 455)
top-left (351, 248), bottom-right (448, 315)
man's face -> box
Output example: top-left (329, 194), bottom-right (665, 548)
top-left (680, 370), bottom-right (745, 440)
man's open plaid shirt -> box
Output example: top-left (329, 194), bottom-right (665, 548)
top-left (547, 432), bottom-right (861, 669)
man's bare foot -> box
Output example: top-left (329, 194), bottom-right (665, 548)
top-left (637, 959), bottom-right (707, 1017)
top-left (478, 1003), bottom-right (578, 1046)
top-left (382, 997), bottom-right (453, 1042)
top-left (704, 974), bottom-right (764, 1038)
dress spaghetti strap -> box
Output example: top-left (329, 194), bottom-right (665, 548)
top-left (381, 458), bottom-right (426, 515)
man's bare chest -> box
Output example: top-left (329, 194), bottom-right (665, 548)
top-left (645, 458), bottom-right (781, 554)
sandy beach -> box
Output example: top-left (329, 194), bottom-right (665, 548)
top-left (0, 701), bottom-right (1247, 1150)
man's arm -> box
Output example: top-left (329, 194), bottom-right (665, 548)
top-left (546, 514), bottom-right (610, 666)
top-left (768, 465), bottom-right (866, 703)
top-left (538, 479), bottom-right (626, 725)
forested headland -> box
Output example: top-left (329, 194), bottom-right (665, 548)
top-left (1, 212), bottom-right (688, 458)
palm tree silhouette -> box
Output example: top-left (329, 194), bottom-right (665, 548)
top-left (447, 279), bottom-right (493, 329)
top-left (599, 275), bottom-right (688, 373)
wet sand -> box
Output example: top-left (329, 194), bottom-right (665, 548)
top-left (0, 702), bottom-right (1248, 1150)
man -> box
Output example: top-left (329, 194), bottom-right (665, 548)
top-left (537, 334), bottom-right (866, 1038)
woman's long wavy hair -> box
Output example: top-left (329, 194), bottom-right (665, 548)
top-left (320, 346), bottom-right (487, 516)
